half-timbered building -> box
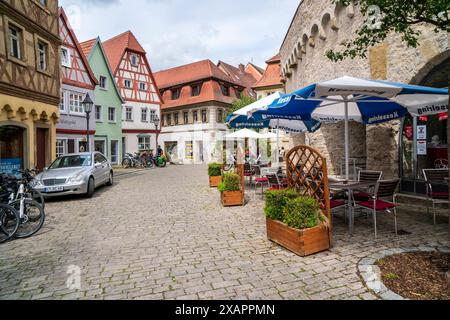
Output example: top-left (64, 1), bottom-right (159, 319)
top-left (103, 31), bottom-right (162, 155)
top-left (57, 8), bottom-right (98, 156)
top-left (0, 0), bottom-right (61, 172)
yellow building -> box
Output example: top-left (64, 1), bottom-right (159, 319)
top-left (0, 0), bottom-right (61, 172)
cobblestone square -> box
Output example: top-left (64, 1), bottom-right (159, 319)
top-left (0, 165), bottom-right (448, 300)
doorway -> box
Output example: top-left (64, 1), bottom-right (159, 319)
top-left (0, 125), bottom-right (26, 173)
top-left (36, 128), bottom-right (49, 172)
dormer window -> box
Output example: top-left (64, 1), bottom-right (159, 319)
top-left (171, 88), bottom-right (181, 100)
top-left (235, 88), bottom-right (242, 99)
top-left (191, 83), bottom-right (202, 97)
top-left (220, 84), bottom-right (230, 97)
top-left (131, 54), bottom-right (139, 67)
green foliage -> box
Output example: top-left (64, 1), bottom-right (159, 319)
top-left (383, 273), bottom-right (400, 280)
top-left (264, 189), bottom-right (299, 221)
top-left (218, 172), bottom-right (241, 192)
top-left (208, 163), bottom-right (222, 177)
top-left (327, 0), bottom-right (450, 62)
top-left (225, 96), bottom-right (257, 125)
top-left (283, 196), bottom-right (325, 230)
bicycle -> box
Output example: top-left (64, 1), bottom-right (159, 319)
top-left (0, 172), bottom-right (45, 239)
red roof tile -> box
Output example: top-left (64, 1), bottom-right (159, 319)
top-left (154, 59), bottom-right (235, 89)
top-left (245, 63), bottom-right (264, 80)
top-left (253, 54), bottom-right (283, 89)
top-left (102, 31), bottom-right (146, 72)
top-left (217, 61), bottom-right (259, 89)
top-left (80, 38), bottom-right (97, 57)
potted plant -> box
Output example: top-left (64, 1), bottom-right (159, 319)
top-left (265, 189), bottom-right (330, 257)
top-left (208, 163), bottom-right (222, 187)
top-left (218, 172), bottom-right (243, 206)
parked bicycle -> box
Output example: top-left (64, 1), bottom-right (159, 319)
top-left (0, 170), bottom-right (45, 240)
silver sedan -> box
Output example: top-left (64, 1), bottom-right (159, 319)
top-left (32, 152), bottom-right (114, 198)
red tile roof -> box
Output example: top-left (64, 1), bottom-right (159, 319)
top-left (102, 31), bottom-right (146, 72)
top-left (252, 54), bottom-right (283, 89)
top-left (245, 63), bottom-right (264, 79)
top-left (80, 38), bottom-right (97, 57)
top-left (217, 61), bottom-right (260, 89)
top-left (154, 59), bottom-right (235, 89)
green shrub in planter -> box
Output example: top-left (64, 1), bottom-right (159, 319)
top-left (208, 163), bottom-right (222, 177)
top-left (264, 189), bottom-right (299, 221)
top-left (218, 173), bottom-right (241, 192)
top-left (283, 196), bottom-right (325, 230)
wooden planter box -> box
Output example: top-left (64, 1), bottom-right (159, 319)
top-left (209, 176), bottom-right (222, 188)
top-left (221, 191), bottom-right (244, 207)
top-left (266, 218), bottom-right (330, 257)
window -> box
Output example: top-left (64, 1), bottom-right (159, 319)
top-left (131, 54), bottom-right (139, 67)
top-left (61, 47), bottom-right (71, 68)
top-left (39, 0), bottom-right (47, 7)
top-left (202, 110), bottom-right (207, 123)
top-left (150, 109), bottom-right (156, 122)
top-left (37, 41), bottom-right (48, 71)
top-left (94, 153), bottom-right (107, 165)
top-left (108, 107), bottom-right (116, 122)
top-left (193, 111), bottom-right (198, 123)
top-left (235, 88), bottom-right (242, 99)
top-left (95, 105), bottom-right (102, 121)
top-left (171, 88), bottom-right (181, 100)
top-left (8, 24), bottom-right (22, 59)
top-left (56, 139), bottom-right (66, 158)
top-left (69, 93), bottom-right (84, 114)
top-left (138, 136), bottom-right (151, 151)
top-left (184, 112), bottom-right (189, 124)
top-left (174, 113), bottom-right (179, 125)
top-left (220, 84), bottom-right (230, 97)
top-left (141, 108), bottom-right (148, 122)
top-left (125, 107), bottom-right (133, 121)
top-left (59, 90), bottom-right (66, 112)
top-left (217, 109), bottom-right (223, 123)
top-left (167, 114), bottom-right (172, 126)
top-left (139, 82), bottom-right (147, 91)
top-left (124, 79), bottom-right (132, 88)
top-left (191, 84), bottom-right (202, 96)
top-left (99, 76), bottom-right (107, 89)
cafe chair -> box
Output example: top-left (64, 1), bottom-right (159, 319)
top-left (266, 174), bottom-right (288, 191)
top-left (356, 179), bottom-right (400, 238)
top-left (423, 169), bottom-right (449, 225)
top-left (353, 170), bottom-right (383, 202)
top-left (254, 165), bottom-right (269, 198)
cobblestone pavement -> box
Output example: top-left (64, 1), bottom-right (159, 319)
top-left (0, 165), bottom-right (448, 300)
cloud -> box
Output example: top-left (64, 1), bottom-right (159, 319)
top-left (60, 0), bottom-right (299, 71)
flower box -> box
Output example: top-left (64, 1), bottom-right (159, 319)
top-left (209, 176), bottom-right (222, 188)
top-left (221, 190), bottom-right (244, 207)
top-left (266, 218), bottom-right (330, 257)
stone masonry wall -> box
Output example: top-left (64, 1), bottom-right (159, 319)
top-left (280, 0), bottom-right (449, 178)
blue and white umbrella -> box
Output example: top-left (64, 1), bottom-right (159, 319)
top-left (257, 76), bottom-right (449, 179)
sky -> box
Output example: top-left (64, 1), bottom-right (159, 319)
top-left (59, 0), bottom-right (299, 72)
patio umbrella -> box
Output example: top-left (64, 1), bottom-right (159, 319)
top-left (225, 128), bottom-right (263, 139)
top-left (258, 76), bottom-right (449, 179)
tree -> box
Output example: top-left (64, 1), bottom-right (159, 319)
top-left (227, 95), bottom-right (257, 119)
top-left (326, 0), bottom-right (449, 230)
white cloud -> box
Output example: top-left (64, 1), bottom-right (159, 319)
top-left (60, 0), bottom-right (299, 71)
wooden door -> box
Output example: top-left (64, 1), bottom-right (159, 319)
top-left (36, 128), bottom-right (48, 172)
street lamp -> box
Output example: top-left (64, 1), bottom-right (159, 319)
top-left (82, 93), bottom-right (94, 152)
top-left (153, 114), bottom-right (160, 150)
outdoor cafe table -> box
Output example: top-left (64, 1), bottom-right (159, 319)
top-left (329, 180), bottom-right (375, 235)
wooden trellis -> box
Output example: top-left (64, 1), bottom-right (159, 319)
top-left (286, 145), bottom-right (332, 238)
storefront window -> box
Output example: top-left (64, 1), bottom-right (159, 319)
top-left (0, 126), bottom-right (25, 173)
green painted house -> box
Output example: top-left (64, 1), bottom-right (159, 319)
top-left (81, 37), bottom-right (124, 165)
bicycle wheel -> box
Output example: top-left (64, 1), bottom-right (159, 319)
top-left (9, 199), bottom-right (45, 239)
top-left (30, 189), bottom-right (45, 209)
top-left (0, 204), bottom-right (20, 243)
top-left (122, 158), bottom-right (131, 168)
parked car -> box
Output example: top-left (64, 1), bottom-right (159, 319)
top-left (32, 152), bottom-right (114, 198)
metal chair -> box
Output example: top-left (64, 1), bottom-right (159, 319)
top-left (423, 169), bottom-right (449, 225)
top-left (266, 174), bottom-right (288, 191)
top-left (353, 170), bottom-right (383, 201)
top-left (253, 165), bottom-right (269, 198)
top-left (356, 179), bottom-right (400, 238)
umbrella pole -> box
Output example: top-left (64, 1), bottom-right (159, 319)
top-left (344, 97), bottom-right (350, 181)
top-left (276, 119), bottom-right (280, 166)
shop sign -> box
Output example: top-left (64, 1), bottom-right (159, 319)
top-left (0, 158), bottom-right (22, 174)
top-left (417, 141), bottom-right (427, 155)
top-left (417, 125), bottom-right (427, 140)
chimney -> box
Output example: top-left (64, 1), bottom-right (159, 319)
top-left (238, 64), bottom-right (245, 71)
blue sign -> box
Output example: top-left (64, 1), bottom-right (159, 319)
top-left (0, 158), bottom-right (22, 174)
